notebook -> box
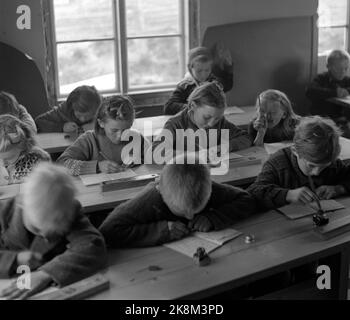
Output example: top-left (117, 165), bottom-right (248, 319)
top-left (264, 141), bottom-right (293, 155)
top-left (277, 199), bottom-right (345, 220)
top-left (80, 169), bottom-right (137, 186)
top-left (164, 228), bottom-right (242, 257)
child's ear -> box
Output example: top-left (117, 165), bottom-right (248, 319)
top-left (97, 119), bottom-right (104, 129)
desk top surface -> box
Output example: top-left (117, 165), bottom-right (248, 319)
top-left (36, 106), bottom-right (256, 154)
top-left (88, 197), bottom-right (350, 300)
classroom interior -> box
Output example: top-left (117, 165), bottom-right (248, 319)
top-left (1, 0), bottom-right (350, 300)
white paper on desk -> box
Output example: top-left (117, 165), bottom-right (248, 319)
top-left (0, 279), bottom-right (58, 300)
top-left (225, 106), bottom-right (244, 115)
top-left (277, 199), bottom-right (344, 220)
top-left (164, 228), bottom-right (242, 257)
top-left (80, 169), bottom-right (137, 186)
top-left (264, 141), bottom-right (293, 155)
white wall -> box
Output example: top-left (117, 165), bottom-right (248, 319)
top-left (199, 0), bottom-right (318, 41)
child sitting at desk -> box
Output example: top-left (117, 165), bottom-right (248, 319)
top-left (248, 89), bottom-right (300, 146)
top-left (0, 163), bottom-right (107, 300)
top-left (306, 49), bottom-right (350, 124)
top-left (164, 46), bottom-right (233, 115)
top-left (0, 115), bottom-right (50, 186)
top-left (99, 154), bottom-right (256, 247)
top-left (247, 116), bottom-right (350, 211)
top-left (152, 82), bottom-right (251, 163)
top-left (58, 95), bottom-right (146, 176)
top-left (35, 85), bottom-right (102, 134)
top-left (0, 91), bottom-right (37, 133)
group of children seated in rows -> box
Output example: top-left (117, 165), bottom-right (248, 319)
top-left (0, 46), bottom-right (350, 299)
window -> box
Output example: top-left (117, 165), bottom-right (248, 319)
top-left (318, 0), bottom-right (349, 55)
top-left (50, 0), bottom-right (189, 97)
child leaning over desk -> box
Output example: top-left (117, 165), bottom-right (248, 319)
top-left (247, 116), bottom-right (350, 211)
top-left (0, 115), bottom-right (50, 186)
top-left (248, 89), bottom-right (300, 146)
top-left (99, 154), bottom-right (256, 247)
top-left (0, 163), bottom-right (107, 300)
top-left (35, 85), bottom-right (102, 134)
top-left (57, 95), bottom-right (147, 176)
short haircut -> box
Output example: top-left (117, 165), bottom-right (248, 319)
top-left (94, 95), bottom-right (135, 135)
top-left (159, 154), bottom-right (212, 215)
top-left (0, 91), bottom-right (20, 116)
top-left (187, 46), bottom-right (213, 70)
top-left (188, 82), bottom-right (226, 109)
top-left (0, 115), bottom-right (35, 153)
top-left (22, 163), bottom-right (77, 235)
top-left (327, 49), bottom-right (350, 66)
top-left (66, 85), bottom-right (102, 114)
top-left (293, 116), bottom-right (341, 164)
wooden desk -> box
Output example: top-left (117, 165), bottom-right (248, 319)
top-left (328, 97), bottom-right (350, 109)
top-left (36, 106), bottom-right (256, 155)
top-left (89, 197), bottom-right (350, 300)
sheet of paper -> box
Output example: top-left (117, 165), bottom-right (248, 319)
top-left (80, 169), bottom-right (136, 186)
top-left (309, 199), bottom-right (345, 213)
top-left (164, 237), bottom-right (220, 258)
top-left (194, 228), bottom-right (242, 245)
top-left (277, 203), bottom-right (315, 219)
top-left (225, 106), bottom-right (244, 115)
top-left (264, 141), bottom-right (293, 155)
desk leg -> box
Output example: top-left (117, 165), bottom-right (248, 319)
top-left (337, 248), bottom-right (350, 300)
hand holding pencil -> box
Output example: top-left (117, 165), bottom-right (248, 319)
top-left (98, 151), bottom-right (125, 174)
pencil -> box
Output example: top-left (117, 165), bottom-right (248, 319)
top-left (308, 175), bottom-right (323, 212)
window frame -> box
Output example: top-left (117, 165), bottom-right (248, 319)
top-left (46, 0), bottom-right (194, 100)
top-left (317, 0), bottom-right (350, 55)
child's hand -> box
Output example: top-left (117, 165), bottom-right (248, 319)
top-left (98, 160), bottom-right (124, 173)
top-left (188, 215), bottom-right (213, 232)
top-left (63, 122), bottom-right (79, 133)
top-left (286, 187), bottom-right (318, 204)
top-left (167, 221), bottom-right (190, 240)
top-left (0, 270), bottom-right (52, 300)
top-left (316, 185), bottom-right (346, 200)
top-left (336, 88), bottom-right (349, 98)
top-left (253, 115), bottom-right (267, 131)
top-left (16, 251), bottom-right (43, 271)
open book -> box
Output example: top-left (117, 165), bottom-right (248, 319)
top-left (224, 106), bottom-right (244, 115)
top-left (164, 228), bottom-right (242, 257)
top-left (80, 169), bottom-right (136, 186)
top-left (277, 199), bottom-right (345, 220)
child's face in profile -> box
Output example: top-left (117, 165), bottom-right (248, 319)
top-left (74, 110), bottom-right (95, 125)
top-left (328, 59), bottom-right (349, 81)
top-left (0, 146), bottom-right (22, 166)
top-left (295, 153), bottom-right (332, 176)
top-left (192, 104), bottom-right (224, 129)
top-left (258, 101), bottom-right (285, 129)
top-left (100, 118), bottom-right (132, 144)
top-left (191, 61), bottom-right (212, 83)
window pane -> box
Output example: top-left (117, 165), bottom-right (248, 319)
top-left (128, 37), bottom-right (182, 88)
top-left (318, 0), bottom-right (348, 27)
top-left (318, 27), bottom-right (346, 55)
top-left (126, 0), bottom-right (180, 37)
top-left (57, 41), bottom-right (116, 95)
top-left (54, 0), bottom-right (113, 41)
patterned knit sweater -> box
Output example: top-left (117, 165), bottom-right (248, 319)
top-left (0, 147), bottom-right (50, 186)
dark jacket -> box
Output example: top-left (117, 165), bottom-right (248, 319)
top-left (0, 198), bottom-right (107, 286)
top-left (247, 147), bottom-right (350, 211)
top-left (99, 181), bottom-right (256, 247)
top-left (306, 72), bottom-right (350, 118)
top-left (35, 102), bottom-right (84, 133)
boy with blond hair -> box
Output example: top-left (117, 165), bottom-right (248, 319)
top-left (0, 163), bottom-right (107, 299)
top-left (99, 154), bottom-right (256, 247)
